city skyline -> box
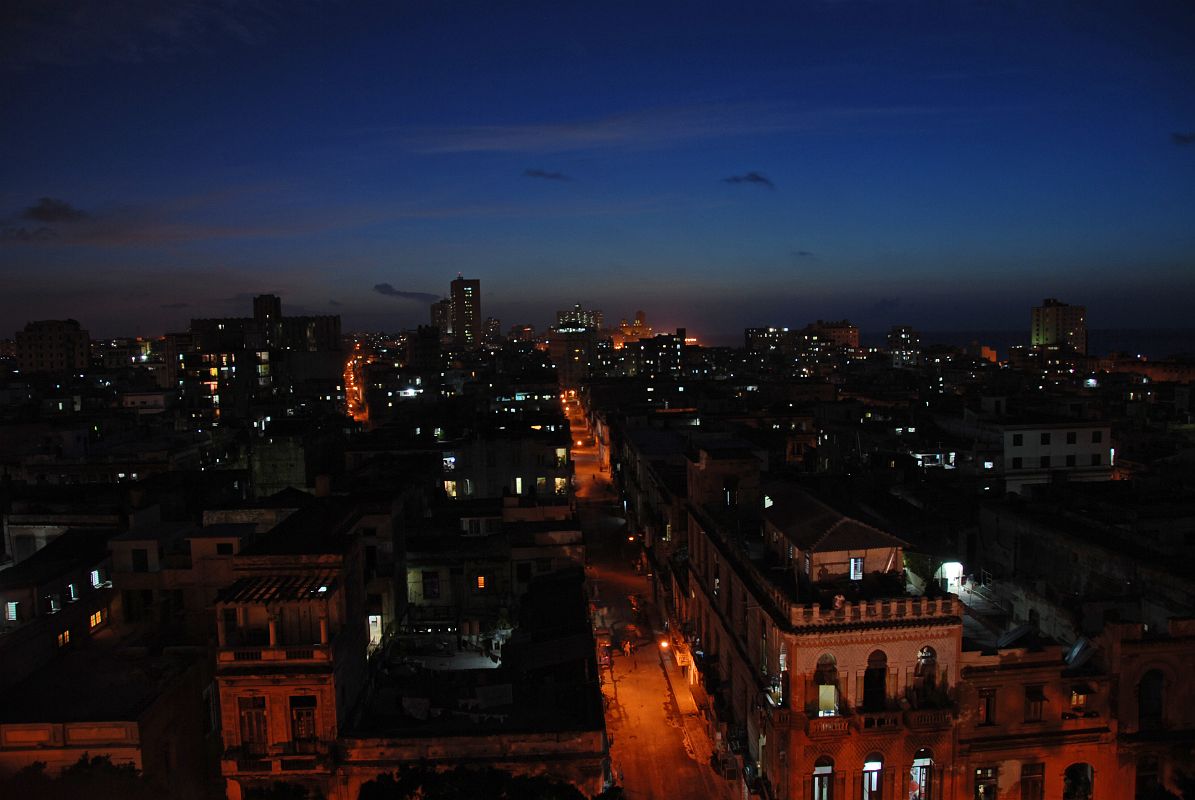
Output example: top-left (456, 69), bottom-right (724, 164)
top-left (3, 2), bottom-right (1195, 337)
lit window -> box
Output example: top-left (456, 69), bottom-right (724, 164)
top-left (67, 583), bottom-right (77, 601)
top-left (90, 610), bottom-right (104, 628)
top-left (5, 601), bottom-right (17, 622)
top-left (850, 557), bottom-right (864, 581)
top-left (57, 630), bottom-right (70, 647)
top-left (476, 575), bottom-right (487, 590)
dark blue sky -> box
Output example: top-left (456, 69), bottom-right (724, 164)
top-left (3, 1), bottom-right (1194, 340)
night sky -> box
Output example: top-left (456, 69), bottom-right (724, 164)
top-left (3, 1), bottom-right (1195, 341)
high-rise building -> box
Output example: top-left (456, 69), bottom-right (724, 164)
top-left (450, 276), bottom-right (481, 348)
top-left (253, 293), bottom-right (282, 323)
top-left (15, 319), bottom-right (90, 373)
top-left (1031, 298), bottom-right (1086, 354)
top-left (556, 303), bottom-right (602, 331)
top-left (430, 298), bottom-right (452, 337)
top-left (483, 317), bottom-right (502, 343)
top-left (887, 324), bottom-right (920, 367)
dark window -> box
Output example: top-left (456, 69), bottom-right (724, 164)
top-left (1024, 686), bottom-right (1045, 722)
top-left (1012, 457), bottom-right (1023, 469)
top-left (238, 696), bottom-right (267, 754)
top-left (863, 650), bottom-right (888, 711)
top-left (421, 571), bottom-right (440, 600)
top-left (1092, 430), bottom-right (1103, 443)
top-left (289, 695), bottom-right (317, 742)
top-left (1136, 757), bottom-right (1160, 799)
top-left (978, 688), bottom-right (996, 725)
top-left (216, 542), bottom-right (234, 555)
top-left (1066, 455), bottom-right (1076, 467)
top-left (1139, 670), bottom-right (1164, 729)
top-left (1012, 434), bottom-right (1023, 446)
top-left (516, 562), bottom-right (532, 582)
top-left (1091, 453), bottom-right (1102, 466)
top-left (536, 557), bottom-right (552, 573)
top-left (131, 548), bottom-right (149, 573)
top-left (1066, 431), bottom-right (1076, 444)
top-left (1040, 456), bottom-right (1051, 468)
top-left (1063, 763), bottom-right (1093, 800)
top-left (1020, 764), bottom-right (1044, 800)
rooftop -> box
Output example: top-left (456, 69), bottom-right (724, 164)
top-left (0, 642), bottom-right (199, 724)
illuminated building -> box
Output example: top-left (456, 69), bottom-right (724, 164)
top-left (450, 276), bottom-right (481, 348)
top-left (888, 325), bottom-right (920, 367)
top-left (806, 319), bottom-right (860, 351)
top-left (556, 303), bottom-right (603, 331)
top-left (1031, 298), bottom-right (1087, 355)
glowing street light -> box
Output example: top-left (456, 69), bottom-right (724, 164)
top-left (659, 640), bottom-right (669, 650)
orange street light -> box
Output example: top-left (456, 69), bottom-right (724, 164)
top-left (659, 640), bottom-right (669, 650)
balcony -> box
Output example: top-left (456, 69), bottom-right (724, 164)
top-left (217, 644), bottom-right (330, 665)
top-left (806, 715), bottom-right (851, 738)
top-left (858, 711), bottom-right (902, 733)
top-left (224, 741), bottom-right (331, 774)
top-left (904, 708), bottom-right (953, 730)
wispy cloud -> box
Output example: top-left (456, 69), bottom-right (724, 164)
top-left (22, 197), bottom-right (89, 223)
top-left (1173, 132), bottom-right (1195, 146)
top-left (523, 168), bottom-right (572, 181)
top-left (1, 226), bottom-right (57, 242)
top-left (373, 283), bottom-right (439, 303)
top-left (724, 172), bottom-right (775, 190)
top-left (795, 250), bottom-right (816, 258)
top-left (395, 104), bottom-right (942, 154)
top-left (1, 0), bottom-right (288, 69)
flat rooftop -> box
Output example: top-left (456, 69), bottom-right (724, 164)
top-left (0, 642), bottom-right (199, 724)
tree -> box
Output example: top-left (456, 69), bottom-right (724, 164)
top-left (358, 764), bottom-right (591, 800)
top-left (0, 754), bottom-right (164, 800)
top-left (244, 781), bottom-right (324, 800)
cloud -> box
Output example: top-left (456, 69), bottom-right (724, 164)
top-left (1, 1), bottom-right (288, 69)
top-left (394, 104), bottom-right (944, 155)
top-left (523, 168), bottom-right (572, 181)
top-left (724, 172), bottom-right (775, 190)
top-left (160, 302), bottom-right (189, 309)
top-left (1, 226), bottom-right (57, 242)
top-left (1173, 132), bottom-right (1195, 146)
top-left (795, 250), bottom-right (816, 258)
top-left (373, 283), bottom-right (439, 303)
top-left (868, 296), bottom-right (902, 316)
top-left (22, 197), bottom-right (89, 223)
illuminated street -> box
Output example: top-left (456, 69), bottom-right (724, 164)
top-left (573, 402), bottom-right (736, 800)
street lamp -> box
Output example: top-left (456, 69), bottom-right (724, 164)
top-left (659, 640), bottom-right (669, 650)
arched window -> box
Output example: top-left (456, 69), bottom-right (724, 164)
top-left (863, 650), bottom-right (888, 711)
top-left (815, 654), bottom-right (838, 717)
top-left (913, 646), bottom-right (939, 706)
top-left (1138, 670), bottom-right (1164, 730)
top-left (862, 752), bottom-right (883, 800)
top-left (813, 755), bottom-right (834, 800)
top-left (910, 749), bottom-right (934, 800)
top-left (1063, 763), bottom-right (1093, 800)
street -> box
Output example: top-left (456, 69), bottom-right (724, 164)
top-left (568, 401), bottom-right (737, 800)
